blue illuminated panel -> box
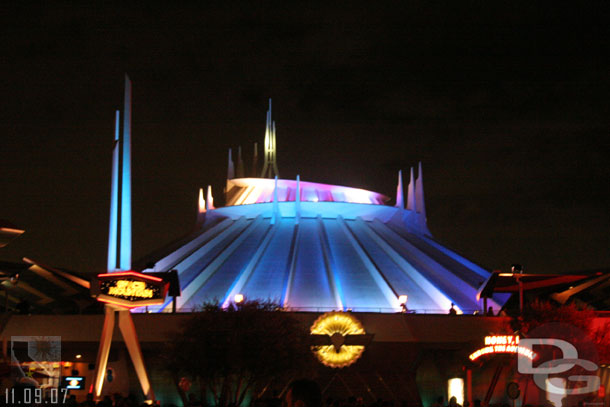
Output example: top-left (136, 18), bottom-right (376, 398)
top-left (323, 219), bottom-right (391, 310)
top-left (184, 220), bottom-right (271, 307)
top-left (369, 221), bottom-right (479, 309)
top-left (177, 220), bottom-right (250, 288)
top-left (346, 220), bottom-right (438, 310)
top-left (287, 220), bottom-right (335, 310)
top-left (242, 221), bottom-right (295, 303)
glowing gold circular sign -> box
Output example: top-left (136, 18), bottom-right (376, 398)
top-left (310, 312), bottom-right (369, 368)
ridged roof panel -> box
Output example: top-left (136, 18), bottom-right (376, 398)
top-left (144, 202), bottom-right (508, 314)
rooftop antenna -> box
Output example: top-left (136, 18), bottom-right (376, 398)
top-left (261, 99), bottom-right (279, 178)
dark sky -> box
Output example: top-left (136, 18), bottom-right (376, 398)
top-left (1, 3), bottom-right (609, 275)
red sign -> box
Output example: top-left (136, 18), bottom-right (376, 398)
top-left (469, 335), bottom-right (535, 361)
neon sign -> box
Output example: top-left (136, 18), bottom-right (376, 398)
top-left (469, 335), bottom-right (535, 361)
top-left (92, 271), bottom-right (168, 308)
top-left (107, 280), bottom-right (154, 298)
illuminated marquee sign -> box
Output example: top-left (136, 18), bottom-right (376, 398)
top-left (469, 335), bottom-right (535, 361)
top-left (310, 312), bottom-right (373, 368)
top-left (92, 271), bottom-right (168, 308)
top-left (107, 280), bottom-right (154, 298)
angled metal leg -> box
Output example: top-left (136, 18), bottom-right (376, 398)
top-left (118, 310), bottom-right (155, 402)
top-left (93, 306), bottom-right (116, 399)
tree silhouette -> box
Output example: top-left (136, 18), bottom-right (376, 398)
top-left (511, 299), bottom-right (610, 364)
top-left (163, 300), bottom-right (315, 407)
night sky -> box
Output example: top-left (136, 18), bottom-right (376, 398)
top-left (2, 3), bottom-right (609, 276)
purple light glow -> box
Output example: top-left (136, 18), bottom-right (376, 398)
top-left (226, 178), bottom-right (390, 206)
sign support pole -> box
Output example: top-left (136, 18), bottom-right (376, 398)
top-left (93, 305), bottom-right (116, 399)
top-left (118, 309), bottom-right (154, 401)
top-left (92, 304), bottom-right (155, 402)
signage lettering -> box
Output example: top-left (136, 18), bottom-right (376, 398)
top-left (469, 335), bottom-right (535, 361)
top-left (107, 280), bottom-right (154, 298)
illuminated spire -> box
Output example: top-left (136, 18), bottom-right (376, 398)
top-left (121, 75), bottom-right (132, 271)
top-left (198, 188), bottom-right (206, 214)
top-left (227, 148), bottom-right (235, 180)
top-left (107, 75), bottom-right (132, 272)
top-left (415, 162), bottom-right (426, 216)
top-left (197, 188), bottom-right (206, 226)
top-left (395, 170), bottom-right (404, 209)
top-left (107, 110), bottom-right (120, 271)
top-left (206, 185), bottom-right (215, 210)
top-left (407, 167), bottom-right (416, 211)
top-left (236, 146), bottom-right (245, 178)
top-left (261, 99), bottom-right (279, 178)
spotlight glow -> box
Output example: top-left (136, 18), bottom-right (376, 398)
top-left (448, 378), bottom-right (464, 406)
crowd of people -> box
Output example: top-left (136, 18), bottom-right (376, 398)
top-left (2, 380), bottom-right (603, 407)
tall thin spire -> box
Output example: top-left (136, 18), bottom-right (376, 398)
top-left (198, 188), bottom-right (206, 213)
top-left (236, 146), bottom-right (244, 178)
top-left (120, 75), bottom-right (132, 270)
top-left (107, 110), bottom-right (120, 271)
top-left (107, 75), bottom-right (132, 272)
top-left (261, 99), bottom-right (279, 178)
top-left (251, 142), bottom-right (258, 177)
top-left (206, 185), bottom-right (215, 210)
top-left (395, 170), bottom-right (404, 209)
top-left (415, 162), bottom-right (426, 216)
top-left (197, 188), bottom-right (206, 226)
top-left (227, 148), bottom-right (235, 180)
top-left (407, 167), bottom-right (416, 211)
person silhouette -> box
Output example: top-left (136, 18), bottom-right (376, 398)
top-left (449, 303), bottom-right (457, 315)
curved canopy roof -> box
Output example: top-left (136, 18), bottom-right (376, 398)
top-left (226, 178), bottom-right (390, 206)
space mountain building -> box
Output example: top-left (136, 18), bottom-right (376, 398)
top-left (6, 80), bottom-right (610, 407)
top-left (139, 99), bottom-right (509, 314)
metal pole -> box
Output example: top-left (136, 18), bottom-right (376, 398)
top-left (518, 276), bottom-right (524, 314)
top-left (93, 305), bottom-right (116, 399)
top-left (118, 310), bottom-right (155, 402)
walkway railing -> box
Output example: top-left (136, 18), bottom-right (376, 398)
top-left (167, 307), bottom-right (494, 315)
